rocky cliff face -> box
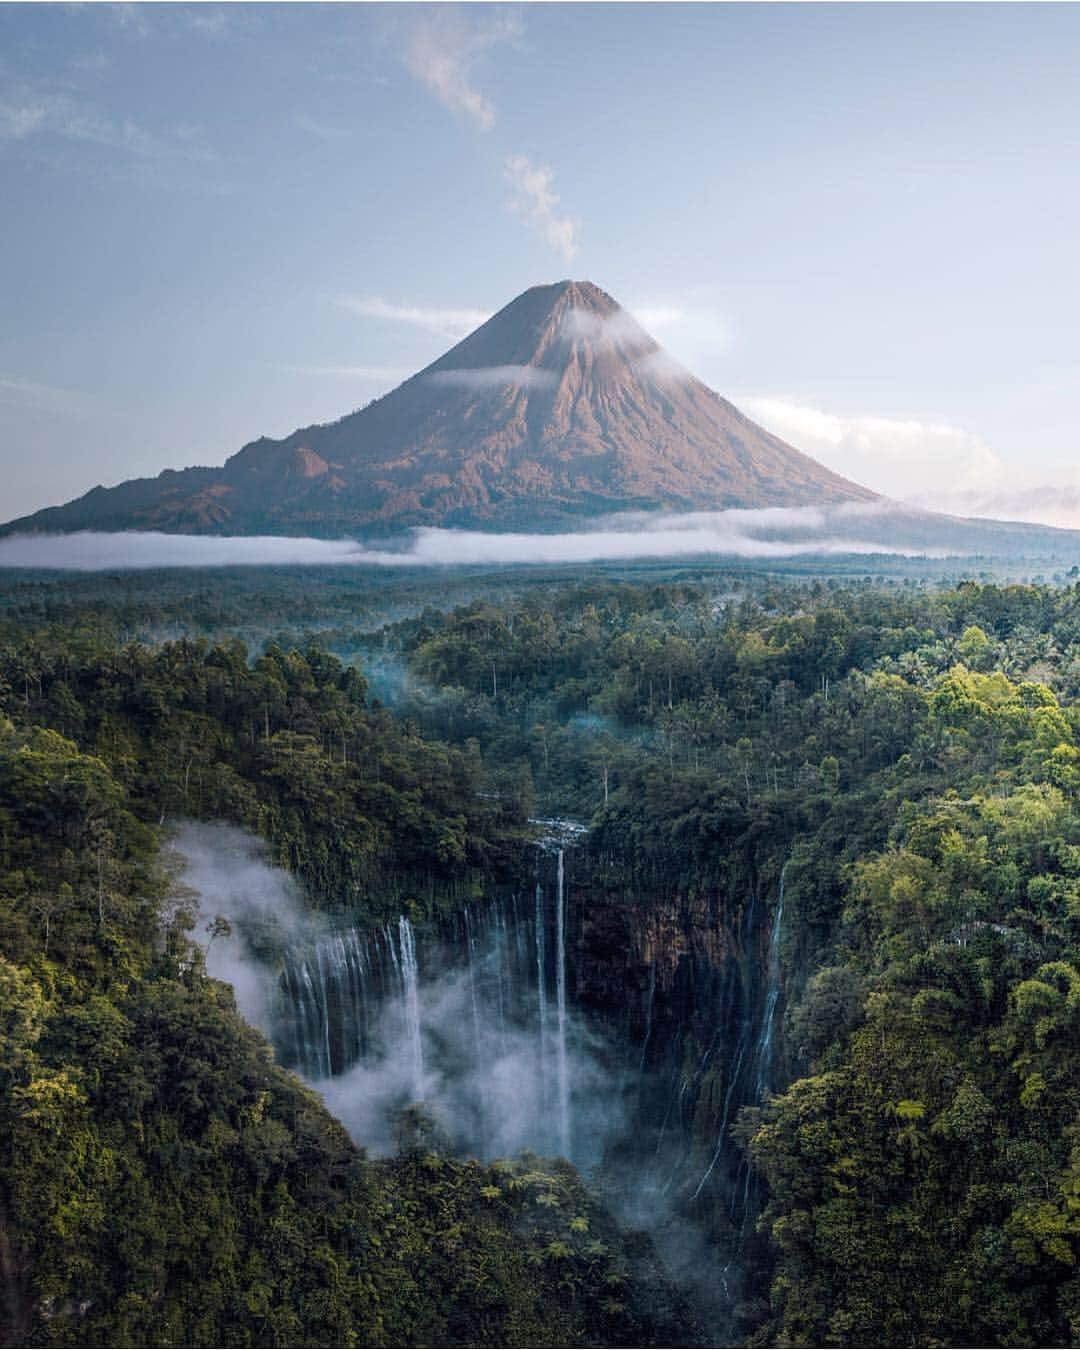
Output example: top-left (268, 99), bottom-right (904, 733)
top-left (561, 854), bottom-right (784, 1339)
top-left (566, 857), bottom-right (779, 1177)
top-left (575, 884), bottom-right (746, 1012)
top-left (2, 280), bottom-right (875, 538)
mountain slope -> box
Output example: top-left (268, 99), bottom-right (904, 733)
top-left (3, 280), bottom-right (876, 538)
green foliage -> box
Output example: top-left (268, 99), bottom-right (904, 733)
top-left (0, 636), bottom-right (526, 924)
top-left (0, 629), bottom-right (694, 1349)
top-left (10, 567), bottom-right (1080, 1345)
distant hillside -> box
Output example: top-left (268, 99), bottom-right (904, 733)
top-left (1, 280), bottom-right (876, 538)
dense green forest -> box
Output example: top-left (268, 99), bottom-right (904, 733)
top-left (0, 616), bottom-right (692, 1347)
top-left (2, 561), bottom-right (1080, 1346)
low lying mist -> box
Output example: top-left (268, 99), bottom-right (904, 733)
top-left (0, 532), bottom-right (372, 570)
top-left (176, 821), bottom-right (318, 1035)
top-left (0, 503), bottom-right (950, 571)
top-left (318, 959), bottom-right (621, 1165)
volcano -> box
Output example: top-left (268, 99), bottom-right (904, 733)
top-left (2, 280), bottom-right (877, 538)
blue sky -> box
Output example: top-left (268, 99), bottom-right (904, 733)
top-left (2, 2), bottom-right (1080, 525)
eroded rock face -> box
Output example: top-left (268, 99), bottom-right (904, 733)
top-left (4, 280), bottom-right (874, 538)
top-left (571, 873), bottom-right (754, 1011)
top-left (566, 862), bottom-right (774, 1194)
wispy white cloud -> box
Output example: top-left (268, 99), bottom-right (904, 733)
top-left (561, 308), bottom-right (649, 348)
top-left (622, 302), bottom-right (734, 377)
top-left (633, 349), bottom-right (692, 386)
top-left (562, 302), bottom-right (730, 384)
top-left (0, 533), bottom-right (369, 571)
top-left (428, 364), bottom-right (557, 392)
top-left (0, 373), bottom-right (92, 416)
top-left (108, 4), bottom-right (152, 38)
top-left (631, 306), bottom-right (685, 330)
top-left (53, 105), bottom-right (160, 156)
top-left (907, 481), bottom-right (1080, 530)
top-left (337, 295), bottom-right (490, 341)
top-left (69, 51), bottom-right (111, 76)
top-left (401, 11), bottom-right (581, 263)
top-left (293, 112), bottom-right (353, 141)
top-left (741, 396), bottom-right (1004, 500)
top-left (740, 394), bottom-right (1080, 530)
top-left (187, 9), bottom-right (231, 39)
top-left (401, 517), bottom-right (932, 566)
top-left (285, 363), bottom-right (408, 383)
top-left (505, 155), bottom-right (578, 261)
top-left (405, 7), bottom-right (521, 131)
top-left (0, 87), bottom-right (217, 167)
top-left (0, 102), bottom-right (50, 139)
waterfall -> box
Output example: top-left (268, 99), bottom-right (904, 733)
top-left (272, 837), bottom-right (604, 1166)
top-left (753, 863), bottom-right (786, 1102)
top-left (280, 918), bottom-right (424, 1086)
top-left (688, 868), bottom-right (787, 1203)
top-left (289, 959), bottom-right (330, 1079)
top-left (399, 916), bottom-right (425, 1100)
top-left (691, 1018), bottom-right (751, 1200)
top-left (316, 941), bottom-right (334, 1081)
top-left (555, 847), bottom-right (570, 1157)
top-left (639, 963), bottom-right (656, 1074)
top-left (535, 880), bottom-right (548, 1080)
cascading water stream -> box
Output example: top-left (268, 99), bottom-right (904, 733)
top-left (463, 907), bottom-right (490, 1152)
top-left (272, 824), bottom-right (595, 1166)
top-left (638, 964), bottom-right (656, 1076)
top-left (184, 821), bottom-right (764, 1345)
top-left (753, 862), bottom-right (786, 1103)
top-left (687, 865), bottom-right (788, 1202)
top-left (535, 879), bottom-right (548, 1093)
top-left (399, 916), bottom-right (425, 1099)
top-left (691, 1018), bottom-right (751, 1200)
top-left (184, 820), bottom-right (771, 1346)
top-left (555, 846), bottom-right (570, 1157)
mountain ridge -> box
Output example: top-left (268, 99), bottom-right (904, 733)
top-left (3, 280), bottom-right (878, 538)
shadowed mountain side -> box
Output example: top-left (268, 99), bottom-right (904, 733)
top-left (1, 281), bottom-right (876, 539)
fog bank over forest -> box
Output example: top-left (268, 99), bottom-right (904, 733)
top-left (0, 505), bottom-right (953, 571)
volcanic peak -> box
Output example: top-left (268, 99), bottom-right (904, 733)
top-left (1, 279), bottom-right (875, 538)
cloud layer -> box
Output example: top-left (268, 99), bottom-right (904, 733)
top-left (910, 483), bottom-right (1080, 531)
top-left (0, 532), bottom-right (370, 570)
top-left (427, 364), bottom-right (557, 392)
top-left (0, 84), bottom-right (218, 173)
top-left (0, 508), bottom-right (947, 573)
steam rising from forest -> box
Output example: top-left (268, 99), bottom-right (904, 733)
top-left (0, 503), bottom-right (945, 571)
